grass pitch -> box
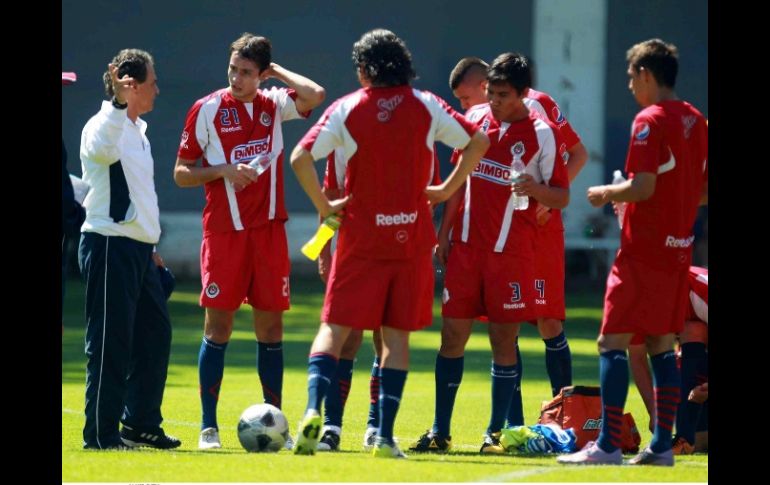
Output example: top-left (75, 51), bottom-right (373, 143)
top-left (62, 276), bottom-right (707, 482)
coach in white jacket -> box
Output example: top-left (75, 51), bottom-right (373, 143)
top-left (78, 49), bottom-right (179, 450)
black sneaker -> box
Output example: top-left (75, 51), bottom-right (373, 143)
top-left (120, 425), bottom-right (182, 449)
top-left (316, 427), bottom-right (341, 451)
top-left (408, 430), bottom-right (452, 452)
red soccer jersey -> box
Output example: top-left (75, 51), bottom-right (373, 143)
top-left (324, 149), bottom-right (441, 190)
top-left (621, 100), bottom-right (708, 269)
top-left (524, 89), bottom-right (581, 150)
top-left (524, 88), bottom-right (582, 232)
top-left (450, 104), bottom-right (569, 253)
top-left (301, 86), bottom-right (476, 260)
top-left (177, 87), bottom-right (309, 234)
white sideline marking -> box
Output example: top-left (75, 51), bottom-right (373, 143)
top-left (477, 466), bottom-right (561, 482)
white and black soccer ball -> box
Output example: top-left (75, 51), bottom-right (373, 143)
top-left (237, 403), bottom-right (289, 452)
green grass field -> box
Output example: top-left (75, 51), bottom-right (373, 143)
top-left (62, 276), bottom-right (707, 482)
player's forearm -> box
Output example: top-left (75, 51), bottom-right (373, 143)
top-left (173, 159), bottom-right (227, 187)
top-left (320, 188), bottom-right (343, 222)
top-left (532, 185), bottom-right (569, 210)
top-left (291, 146), bottom-right (331, 216)
top-left (605, 172), bottom-right (656, 203)
top-left (442, 131), bottom-right (489, 196)
top-left (565, 142), bottom-right (588, 183)
top-left (438, 189), bottom-right (463, 239)
top-left (272, 65), bottom-right (325, 112)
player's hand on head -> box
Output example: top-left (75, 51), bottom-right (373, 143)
top-left (259, 63), bottom-right (279, 81)
top-left (109, 63), bottom-right (135, 105)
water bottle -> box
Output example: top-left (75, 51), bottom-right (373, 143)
top-left (612, 170), bottom-right (627, 229)
top-left (510, 159), bottom-right (529, 210)
top-left (301, 214), bottom-right (342, 260)
top-left (248, 152), bottom-right (274, 176)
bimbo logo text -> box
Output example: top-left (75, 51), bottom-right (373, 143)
top-left (231, 137), bottom-right (270, 164)
top-left (472, 159), bottom-right (514, 185)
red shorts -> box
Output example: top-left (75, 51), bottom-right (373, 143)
top-left (533, 228), bottom-right (565, 320)
top-left (602, 251), bottom-right (687, 338)
top-left (442, 242), bottom-right (536, 324)
top-left (200, 222), bottom-right (290, 312)
top-left (322, 249), bottom-right (434, 331)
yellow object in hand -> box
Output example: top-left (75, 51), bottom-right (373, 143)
top-left (301, 215), bottom-right (342, 260)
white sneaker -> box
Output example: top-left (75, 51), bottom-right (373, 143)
top-left (198, 427), bottom-right (221, 450)
top-left (557, 441), bottom-right (622, 465)
top-left (363, 427), bottom-right (378, 451)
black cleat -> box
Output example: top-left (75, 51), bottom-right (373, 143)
top-left (120, 425), bottom-right (181, 449)
top-left (408, 430), bottom-right (452, 452)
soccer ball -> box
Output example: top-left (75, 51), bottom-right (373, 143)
top-left (237, 403), bottom-right (289, 452)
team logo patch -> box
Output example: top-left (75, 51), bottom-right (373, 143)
top-left (376, 94), bottom-right (404, 122)
top-left (180, 131), bottom-right (189, 149)
top-left (260, 111), bottom-right (272, 127)
top-left (396, 230), bottom-right (408, 243)
top-left (511, 141), bottom-right (525, 157)
top-left (551, 106), bottom-right (565, 123)
top-left (634, 122), bottom-right (650, 140)
top-left (205, 282), bottom-right (220, 299)
top-left (442, 288), bottom-right (450, 304)
top-left (559, 143), bottom-right (568, 163)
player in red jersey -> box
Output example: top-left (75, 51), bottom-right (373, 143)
top-left (558, 39), bottom-right (708, 466)
top-left (172, 33), bottom-right (325, 450)
top-left (412, 53), bottom-right (570, 454)
top-left (629, 266), bottom-right (708, 454)
top-left (315, 149), bottom-right (444, 452)
top-left (450, 56), bottom-right (588, 404)
top-left (289, 29), bottom-right (489, 458)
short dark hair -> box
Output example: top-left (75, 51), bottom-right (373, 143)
top-left (486, 52), bottom-right (531, 94)
top-left (230, 33), bottom-right (272, 72)
top-left (102, 49), bottom-right (154, 98)
top-left (626, 38), bottom-right (678, 88)
top-left (449, 57), bottom-right (489, 90)
top-left (352, 29), bottom-right (416, 87)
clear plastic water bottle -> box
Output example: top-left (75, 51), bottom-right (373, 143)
top-left (248, 152), bottom-right (274, 176)
top-left (510, 159), bottom-right (529, 210)
top-left (301, 214), bottom-right (342, 260)
top-left (612, 170), bottom-right (627, 229)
